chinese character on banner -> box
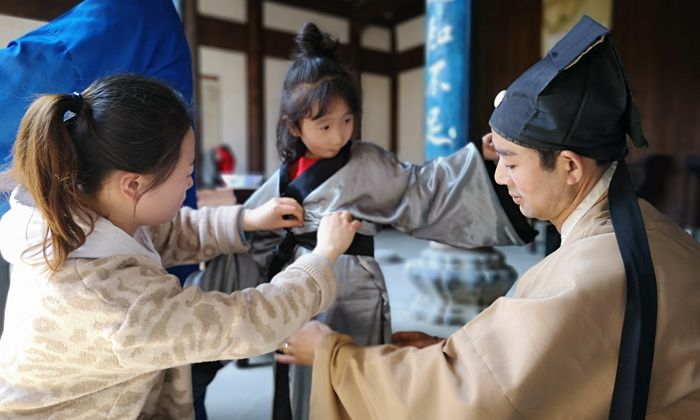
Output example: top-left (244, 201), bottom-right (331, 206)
top-left (424, 0), bottom-right (470, 159)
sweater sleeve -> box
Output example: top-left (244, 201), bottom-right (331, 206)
top-left (110, 253), bottom-right (337, 369)
top-left (148, 205), bottom-right (250, 268)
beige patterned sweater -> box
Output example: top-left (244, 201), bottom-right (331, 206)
top-left (0, 189), bottom-right (337, 419)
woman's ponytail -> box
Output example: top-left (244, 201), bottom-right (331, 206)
top-left (12, 93), bottom-right (94, 271)
top-left (3, 74), bottom-right (191, 272)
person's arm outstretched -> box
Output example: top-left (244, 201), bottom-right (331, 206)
top-left (111, 211), bottom-right (361, 368)
top-left (149, 197), bottom-right (304, 267)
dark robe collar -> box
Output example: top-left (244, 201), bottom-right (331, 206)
top-left (278, 141), bottom-right (353, 204)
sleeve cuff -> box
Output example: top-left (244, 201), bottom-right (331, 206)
top-left (237, 209), bottom-right (253, 245)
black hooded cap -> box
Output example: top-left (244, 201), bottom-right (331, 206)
top-left (490, 16), bottom-right (658, 420)
top-left (489, 15), bottom-right (647, 159)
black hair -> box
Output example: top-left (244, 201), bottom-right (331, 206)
top-left (276, 22), bottom-right (362, 164)
top-left (4, 73), bottom-right (192, 270)
top-left (528, 146), bottom-right (615, 171)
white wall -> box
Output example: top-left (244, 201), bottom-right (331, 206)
top-left (360, 74), bottom-right (391, 150)
top-left (199, 47), bottom-right (249, 174)
top-left (264, 2), bottom-right (349, 43)
top-left (198, 0), bottom-right (246, 22)
top-left (264, 57), bottom-right (290, 178)
top-left (361, 25), bottom-right (391, 52)
top-left (396, 15), bottom-right (425, 52)
top-left (0, 14), bottom-right (45, 47)
top-left (398, 67), bottom-right (426, 165)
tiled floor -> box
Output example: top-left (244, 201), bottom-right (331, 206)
top-left (204, 228), bottom-right (547, 420)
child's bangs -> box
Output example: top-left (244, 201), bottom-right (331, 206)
top-left (301, 80), bottom-right (349, 120)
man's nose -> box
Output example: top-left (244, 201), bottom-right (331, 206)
top-left (494, 159), bottom-right (508, 185)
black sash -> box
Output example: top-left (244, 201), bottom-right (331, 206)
top-left (607, 159), bottom-right (658, 420)
top-left (270, 142), bottom-right (373, 420)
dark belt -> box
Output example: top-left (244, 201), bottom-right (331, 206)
top-left (270, 229), bottom-right (374, 420)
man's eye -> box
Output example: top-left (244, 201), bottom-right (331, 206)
top-left (320, 126), bottom-right (329, 131)
top-left (505, 164), bottom-right (515, 169)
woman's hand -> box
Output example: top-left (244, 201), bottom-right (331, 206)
top-left (274, 320), bottom-right (333, 366)
top-left (313, 211), bottom-right (361, 266)
top-left (392, 331), bottom-right (442, 349)
top-left (242, 198), bottom-right (304, 231)
top-left (482, 132), bottom-right (499, 162)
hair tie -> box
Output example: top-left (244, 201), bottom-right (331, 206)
top-left (67, 92), bottom-right (83, 114)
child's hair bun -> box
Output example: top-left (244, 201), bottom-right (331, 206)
top-left (293, 22), bottom-right (339, 61)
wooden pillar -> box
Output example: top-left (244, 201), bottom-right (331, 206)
top-left (471, 0), bottom-right (541, 145)
top-left (612, 0), bottom-right (700, 223)
top-left (390, 25), bottom-right (399, 154)
top-left (247, 0), bottom-right (265, 174)
top-left (349, 19), bottom-right (363, 139)
top-left (182, 0), bottom-right (203, 183)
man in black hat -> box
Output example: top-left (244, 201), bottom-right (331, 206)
top-left (273, 16), bottom-right (700, 420)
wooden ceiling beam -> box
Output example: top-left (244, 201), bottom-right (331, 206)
top-left (392, 0), bottom-right (425, 24)
top-left (0, 0), bottom-right (81, 22)
top-left (198, 15), bottom-right (394, 76)
top-left (353, 0), bottom-right (415, 23)
top-left (197, 15), bottom-right (247, 51)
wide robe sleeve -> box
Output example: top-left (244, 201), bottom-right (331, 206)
top-left (301, 141), bottom-right (535, 248)
top-left (310, 230), bottom-right (631, 420)
top-left (310, 330), bottom-right (524, 420)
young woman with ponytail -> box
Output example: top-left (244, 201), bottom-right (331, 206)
top-left (0, 74), bottom-right (361, 419)
top-left (217, 23), bottom-right (536, 420)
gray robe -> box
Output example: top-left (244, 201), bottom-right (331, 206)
top-left (200, 140), bottom-right (532, 419)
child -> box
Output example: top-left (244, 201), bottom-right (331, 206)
top-left (0, 74), bottom-right (360, 419)
top-left (223, 23), bottom-right (537, 420)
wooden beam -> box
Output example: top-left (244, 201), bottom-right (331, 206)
top-left (266, 0), bottom-right (352, 19)
top-left (0, 0), bottom-right (81, 22)
top-left (350, 19), bottom-right (363, 139)
top-left (197, 15), bottom-right (247, 51)
top-left (389, 25), bottom-right (398, 154)
top-left (354, 0), bottom-right (415, 23)
top-left (183, 0), bottom-right (203, 186)
top-left (393, 0), bottom-right (425, 24)
top-left (247, 0), bottom-right (265, 174)
top-left (197, 15), bottom-right (393, 76)
top-left (263, 28), bottom-right (297, 59)
top-left (396, 44), bottom-right (424, 73)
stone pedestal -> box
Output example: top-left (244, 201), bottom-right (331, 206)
top-left (405, 242), bottom-right (517, 325)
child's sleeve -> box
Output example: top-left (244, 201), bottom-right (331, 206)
top-left (148, 205), bottom-right (252, 268)
top-left (309, 142), bottom-right (536, 248)
top-left (110, 253), bottom-right (338, 368)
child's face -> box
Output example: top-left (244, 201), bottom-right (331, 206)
top-left (294, 100), bottom-right (354, 160)
top-left (137, 128), bottom-right (195, 225)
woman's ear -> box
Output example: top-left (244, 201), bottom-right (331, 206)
top-left (283, 116), bottom-right (301, 137)
top-left (117, 172), bottom-right (142, 202)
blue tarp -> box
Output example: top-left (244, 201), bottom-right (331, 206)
top-left (0, 0), bottom-right (197, 216)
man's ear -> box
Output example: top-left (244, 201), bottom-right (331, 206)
top-left (558, 150), bottom-right (585, 186)
top-left (283, 116), bottom-right (301, 137)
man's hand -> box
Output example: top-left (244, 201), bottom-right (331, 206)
top-left (274, 320), bottom-right (333, 366)
top-left (392, 331), bottom-right (442, 349)
top-left (242, 198), bottom-right (304, 231)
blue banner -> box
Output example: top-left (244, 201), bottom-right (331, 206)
top-left (424, 0), bottom-right (471, 160)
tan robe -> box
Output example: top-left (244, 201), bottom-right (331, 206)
top-left (310, 194), bottom-right (700, 419)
